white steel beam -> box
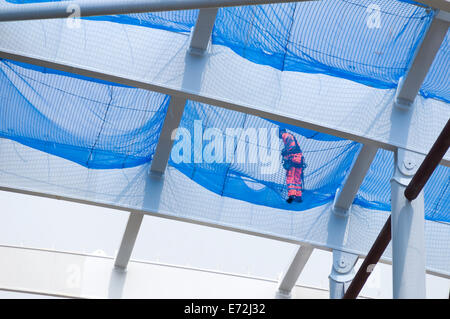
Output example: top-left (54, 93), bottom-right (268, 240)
top-left (0, 0), bottom-right (311, 22)
top-left (333, 144), bottom-right (379, 215)
top-left (150, 96), bottom-right (187, 175)
top-left (395, 11), bottom-right (450, 108)
top-left (390, 149), bottom-right (426, 298)
top-left (0, 19), bottom-right (448, 165)
top-left (114, 212), bottom-right (144, 269)
top-left (189, 8), bottom-right (218, 55)
top-left (276, 244), bottom-right (314, 298)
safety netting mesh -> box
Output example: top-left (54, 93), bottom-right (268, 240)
top-left (6, 0), bottom-right (447, 103)
top-left (0, 60), bottom-right (169, 169)
top-left (170, 101), bottom-right (359, 211)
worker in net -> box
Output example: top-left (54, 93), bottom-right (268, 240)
top-left (279, 128), bottom-right (304, 203)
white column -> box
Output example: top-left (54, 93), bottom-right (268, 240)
top-left (189, 8), bottom-right (218, 55)
top-left (395, 10), bottom-right (450, 108)
top-left (276, 245), bottom-right (314, 298)
top-left (390, 149), bottom-right (426, 298)
top-left (114, 212), bottom-right (145, 269)
top-left (150, 96), bottom-right (187, 175)
top-left (333, 144), bottom-right (378, 215)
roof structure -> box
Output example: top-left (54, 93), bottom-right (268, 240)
top-left (0, 0), bottom-right (448, 298)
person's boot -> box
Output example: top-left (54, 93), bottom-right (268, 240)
top-left (286, 196), bottom-right (294, 203)
top-left (294, 196), bottom-right (303, 203)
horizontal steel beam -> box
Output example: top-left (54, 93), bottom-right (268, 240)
top-left (0, 55), bottom-right (448, 166)
top-left (0, 183), bottom-right (323, 254)
top-left (0, 0), bottom-right (313, 22)
top-left (0, 0), bottom-right (448, 24)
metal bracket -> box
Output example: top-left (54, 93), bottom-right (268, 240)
top-left (329, 249), bottom-right (359, 298)
top-left (330, 250), bottom-right (359, 279)
top-left (392, 148), bottom-right (425, 186)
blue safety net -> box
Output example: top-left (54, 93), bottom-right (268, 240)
top-left (168, 101), bottom-right (450, 221)
top-left (213, 1), bottom-right (431, 90)
top-left (1, 59), bottom-right (449, 223)
top-left (0, 60), bottom-right (169, 169)
top-left (169, 101), bottom-right (359, 212)
top-left (6, 0), bottom-right (448, 103)
top-left (420, 29), bottom-right (450, 102)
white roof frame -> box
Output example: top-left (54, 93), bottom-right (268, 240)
top-left (0, 2), bottom-right (449, 293)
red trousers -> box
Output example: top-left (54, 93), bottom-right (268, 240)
top-left (286, 166), bottom-right (303, 197)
